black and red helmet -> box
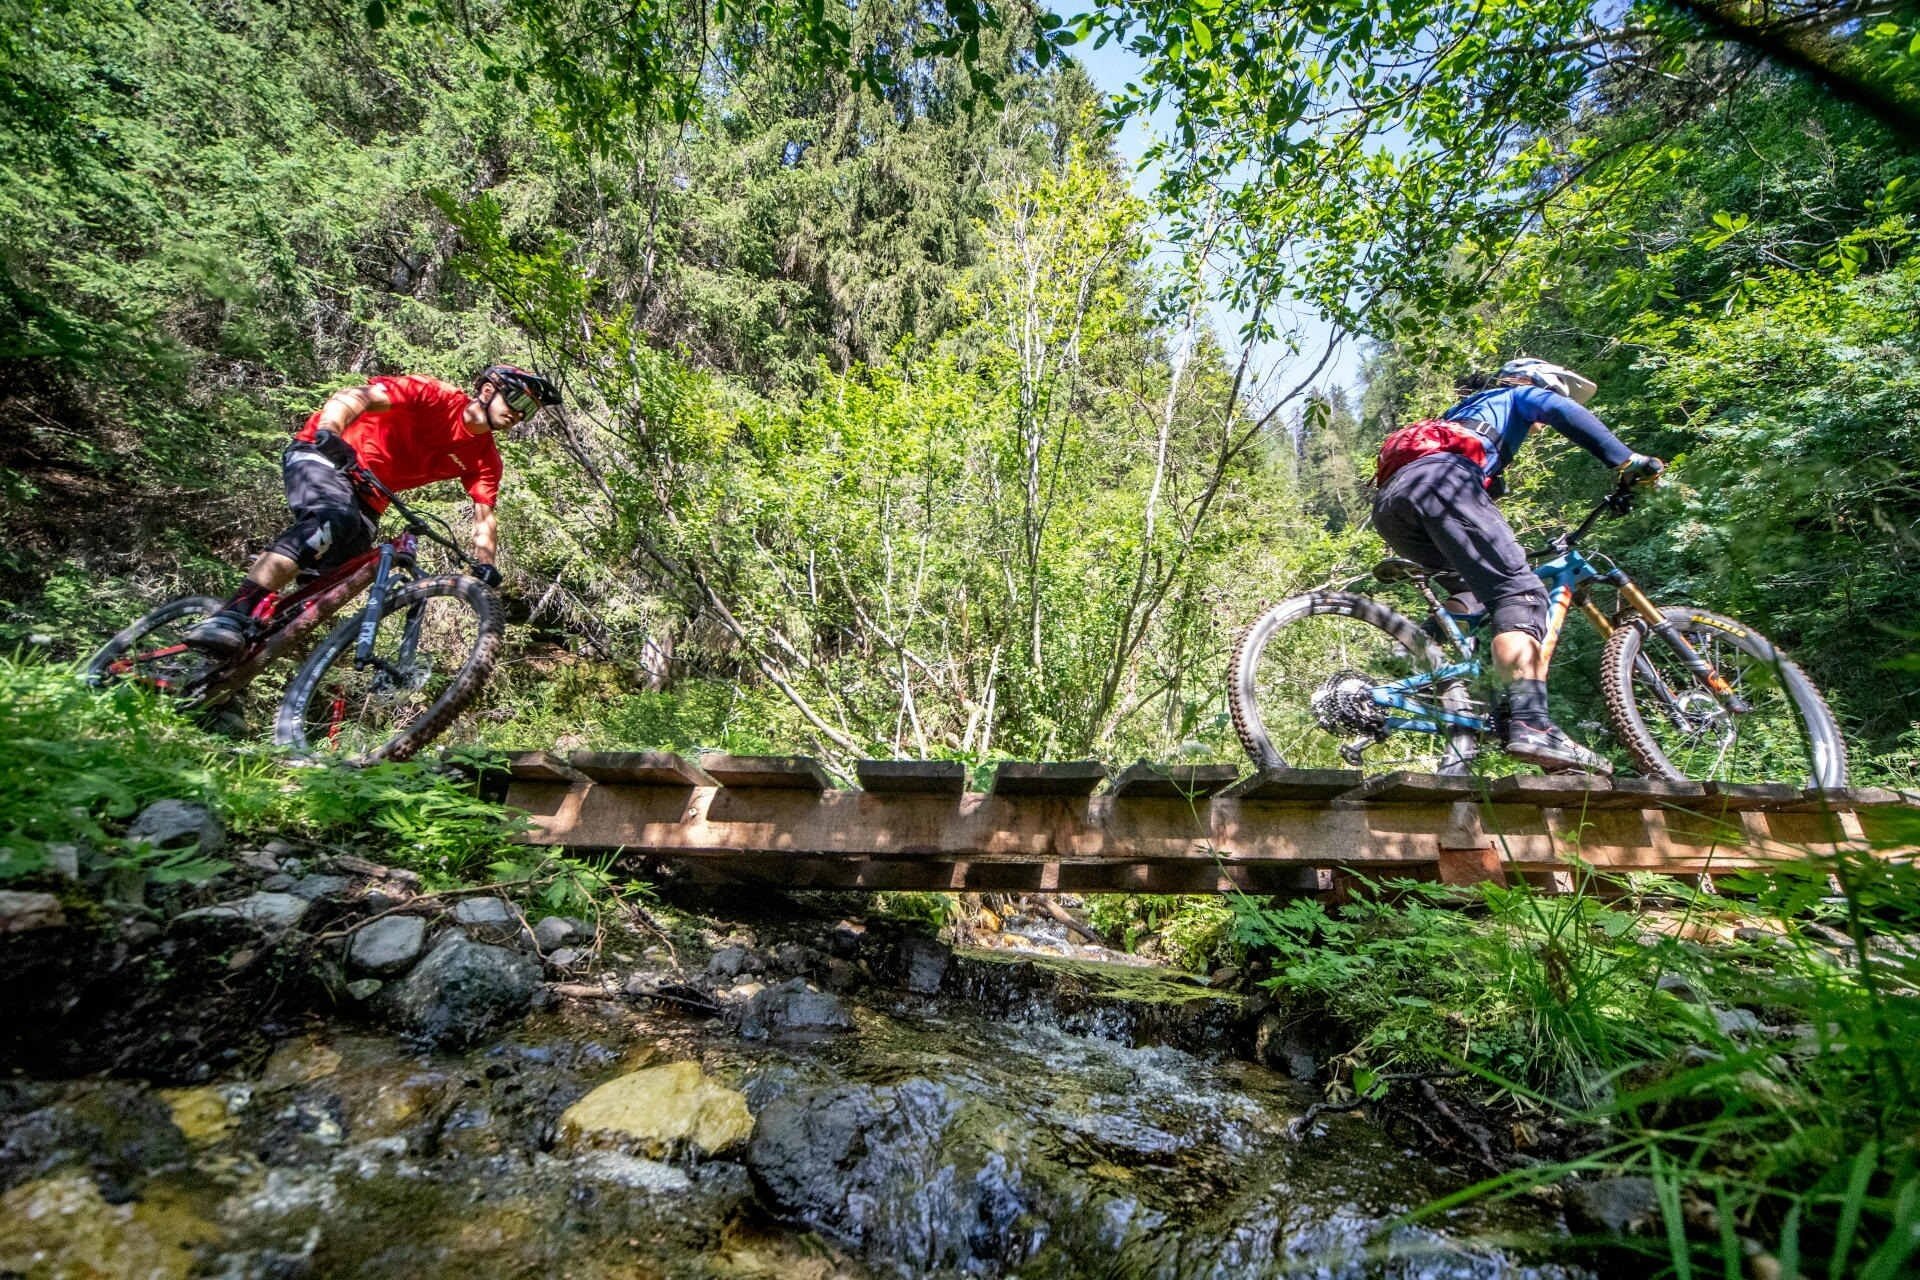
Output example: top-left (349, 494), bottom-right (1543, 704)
top-left (478, 364), bottom-right (563, 415)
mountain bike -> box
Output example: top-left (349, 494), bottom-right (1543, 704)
top-left (1228, 477), bottom-right (1848, 786)
top-left (85, 468), bottom-right (502, 763)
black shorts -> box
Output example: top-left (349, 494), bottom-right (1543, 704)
top-left (267, 435), bottom-right (379, 572)
top-left (1370, 453), bottom-right (1548, 638)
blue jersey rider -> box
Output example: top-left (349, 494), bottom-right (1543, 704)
top-left (1371, 357), bottom-right (1665, 773)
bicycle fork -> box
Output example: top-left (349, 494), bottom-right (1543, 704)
top-left (1595, 571), bottom-right (1753, 716)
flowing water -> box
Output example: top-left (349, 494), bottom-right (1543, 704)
top-left (0, 952), bottom-right (1589, 1279)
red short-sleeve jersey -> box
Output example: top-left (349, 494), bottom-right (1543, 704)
top-left (298, 374), bottom-right (503, 512)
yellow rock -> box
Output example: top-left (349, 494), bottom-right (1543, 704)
top-left (558, 1061), bottom-right (754, 1157)
top-left (159, 1086), bottom-right (235, 1147)
top-left (0, 1175), bottom-right (220, 1279)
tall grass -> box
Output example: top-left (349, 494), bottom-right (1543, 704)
top-left (1230, 848), bottom-right (1920, 1276)
top-left (0, 655), bottom-right (529, 887)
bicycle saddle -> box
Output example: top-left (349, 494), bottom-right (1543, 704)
top-left (1372, 558), bottom-right (1430, 584)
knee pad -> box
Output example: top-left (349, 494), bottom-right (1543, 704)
top-left (268, 506), bottom-right (363, 570)
top-left (1491, 588), bottom-right (1548, 641)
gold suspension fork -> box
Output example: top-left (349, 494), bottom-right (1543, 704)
top-left (1577, 594), bottom-right (1614, 640)
top-left (1607, 570), bottom-right (1750, 712)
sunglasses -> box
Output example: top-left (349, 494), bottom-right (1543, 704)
top-left (498, 385), bottom-right (540, 416)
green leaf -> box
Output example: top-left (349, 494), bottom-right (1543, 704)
top-left (364, 0), bottom-right (387, 29)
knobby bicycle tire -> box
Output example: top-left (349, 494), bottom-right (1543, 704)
top-left (1229, 591), bottom-right (1464, 771)
top-left (274, 574), bottom-right (501, 764)
top-left (84, 595), bottom-right (225, 691)
top-left (1599, 605), bottom-right (1847, 788)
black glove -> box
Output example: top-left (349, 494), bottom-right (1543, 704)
top-left (1617, 453), bottom-right (1665, 485)
top-left (472, 563), bottom-right (503, 589)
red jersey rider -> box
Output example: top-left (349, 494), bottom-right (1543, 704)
top-left (185, 365), bottom-right (561, 657)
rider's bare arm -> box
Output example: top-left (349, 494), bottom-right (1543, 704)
top-left (471, 503), bottom-right (498, 566)
top-left (313, 382), bottom-right (395, 436)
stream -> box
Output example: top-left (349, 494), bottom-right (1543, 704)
top-left (0, 928), bottom-right (1590, 1280)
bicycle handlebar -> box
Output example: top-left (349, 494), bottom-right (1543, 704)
top-left (1540, 473), bottom-right (1653, 557)
top-left (350, 466), bottom-right (481, 570)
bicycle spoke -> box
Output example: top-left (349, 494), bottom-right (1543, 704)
top-left (1239, 607), bottom-right (1472, 772)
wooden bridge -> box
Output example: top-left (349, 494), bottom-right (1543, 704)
top-left (491, 752), bottom-right (1920, 895)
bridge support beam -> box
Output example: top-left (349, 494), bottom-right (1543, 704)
top-left (494, 754), bottom-right (1919, 895)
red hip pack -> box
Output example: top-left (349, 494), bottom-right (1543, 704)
top-left (1374, 419), bottom-right (1489, 487)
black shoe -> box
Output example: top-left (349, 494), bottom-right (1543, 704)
top-left (183, 610), bottom-right (253, 660)
top-left (1502, 720), bottom-right (1613, 775)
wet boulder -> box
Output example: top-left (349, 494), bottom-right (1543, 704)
top-left (532, 915), bottom-right (586, 952)
top-left (736, 979), bottom-right (853, 1039)
top-left (377, 935), bottom-right (540, 1048)
top-left (0, 1080), bottom-right (190, 1202)
top-left (173, 892), bottom-right (310, 934)
top-left (1564, 1175), bottom-right (1660, 1237)
top-left (345, 916), bottom-right (427, 977)
top-left (125, 800), bottom-right (224, 857)
top-left (747, 1079), bottom-right (1038, 1273)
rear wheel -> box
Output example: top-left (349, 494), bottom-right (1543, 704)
top-left (1599, 606), bottom-right (1847, 787)
top-left (274, 575), bottom-right (500, 764)
top-left (84, 596), bottom-right (226, 697)
top-left (1228, 591), bottom-right (1479, 772)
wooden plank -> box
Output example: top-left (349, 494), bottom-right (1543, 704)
top-left (1222, 767), bottom-right (1363, 804)
top-left (1584, 777), bottom-right (1706, 809)
top-left (699, 753), bottom-right (832, 791)
top-left (1798, 786), bottom-right (1907, 810)
top-left (1701, 781), bottom-right (1802, 811)
top-left (508, 751), bottom-right (587, 782)
top-left (1106, 762), bottom-right (1241, 800)
top-left (1339, 772), bottom-right (1486, 804)
top-left (1487, 774), bottom-right (1613, 808)
top-left (855, 759), bottom-right (968, 795)
top-left (568, 751), bottom-right (716, 788)
top-left (990, 761), bottom-right (1107, 797)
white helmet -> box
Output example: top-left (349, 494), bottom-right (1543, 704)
top-left (1500, 357), bottom-right (1597, 405)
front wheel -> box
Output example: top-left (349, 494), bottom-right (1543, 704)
top-left (1228, 591), bottom-right (1478, 772)
top-left (84, 595), bottom-right (226, 696)
top-left (1599, 606), bottom-right (1847, 787)
top-left (274, 575), bottom-right (500, 764)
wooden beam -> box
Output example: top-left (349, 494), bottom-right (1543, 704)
top-left (699, 754), bottom-right (833, 791)
top-left (990, 761), bottom-right (1108, 797)
top-left (1107, 762), bottom-right (1241, 799)
top-left (1340, 772), bottom-right (1485, 804)
top-left (568, 751), bottom-right (716, 788)
top-left (855, 759), bottom-right (967, 795)
top-left (1222, 767), bottom-right (1362, 803)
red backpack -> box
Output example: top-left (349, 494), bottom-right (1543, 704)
top-left (1373, 419), bottom-right (1488, 487)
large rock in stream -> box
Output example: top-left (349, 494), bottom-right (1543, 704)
top-left (748, 1079), bottom-right (1038, 1273)
top-left (376, 935), bottom-right (539, 1048)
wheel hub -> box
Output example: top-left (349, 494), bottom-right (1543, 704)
top-left (1672, 691), bottom-right (1736, 747)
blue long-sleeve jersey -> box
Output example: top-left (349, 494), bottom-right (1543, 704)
top-left (1444, 385), bottom-right (1632, 480)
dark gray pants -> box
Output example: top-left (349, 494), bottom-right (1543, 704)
top-left (266, 435), bottom-right (378, 572)
top-left (1371, 453), bottom-right (1547, 639)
